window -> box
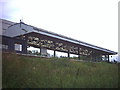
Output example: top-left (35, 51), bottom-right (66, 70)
top-left (0, 44), bottom-right (8, 50)
top-left (14, 43), bottom-right (22, 51)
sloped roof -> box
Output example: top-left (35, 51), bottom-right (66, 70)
top-left (3, 20), bottom-right (117, 55)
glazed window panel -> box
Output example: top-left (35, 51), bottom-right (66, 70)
top-left (14, 43), bottom-right (22, 51)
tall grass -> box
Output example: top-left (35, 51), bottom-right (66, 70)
top-left (2, 52), bottom-right (118, 88)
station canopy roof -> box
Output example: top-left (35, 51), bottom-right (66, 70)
top-left (4, 22), bottom-right (117, 55)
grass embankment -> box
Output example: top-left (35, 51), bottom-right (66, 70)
top-left (2, 52), bottom-right (118, 88)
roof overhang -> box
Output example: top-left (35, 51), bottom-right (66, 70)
top-left (5, 22), bottom-right (117, 55)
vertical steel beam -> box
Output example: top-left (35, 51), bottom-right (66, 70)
top-left (68, 49), bottom-right (70, 58)
top-left (105, 55), bottom-right (107, 61)
top-left (78, 55), bottom-right (80, 60)
top-left (25, 36), bottom-right (28, 54)
top-left (108, 55), bottom-right (109, 62)
top-left (54, 41), bottom-right (56, 57)
top-left (99, 54), bottom-right (102, 61)
top-left (22, 41), bottom-right (27, 54)
top-left (40, 48), bottom-right (41, 55)
top-left (22, 36), bottom-right (28, 54)
top-left (67, 45), bottom-right (70, 58)
top-left (54, 50), bottom-right (56, 57)
top-left (39, 38), bottom-right (41, 55)
top-left (78, 47), bottom-right (80, 60)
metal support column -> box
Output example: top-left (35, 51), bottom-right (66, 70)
top-left (54, 50), bottom-right (56, 57)
top-left (22, 36), bottom-right (28, 54)
top-left (22, 41), bottom-right (27, 54)
top-left (78, 47), bottom-right (80, 60)
top-left (68, 50), bottom-right (70, 58)
top-left (39, 38), bottom-right (41, 55)
top-left (108, 55), bottom-right (109, 62)
top-left (99, 54), bottom-right (102, 61)
top-left (78, 55), bottom-right (80, 60)
top-left (105, 55), bottom-right (107, 61)
top-left (40, 47), bottom-right (41, 55)
top-left (54, 41), bottom-right (56, 57)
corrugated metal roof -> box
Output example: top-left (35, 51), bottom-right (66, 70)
top-left (5, 21), bottom-right (117, 55)
top-left (32, 25), bottom-right (117, 54)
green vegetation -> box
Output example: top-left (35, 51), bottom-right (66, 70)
top-left (2, 52), bottom-right (118, 88)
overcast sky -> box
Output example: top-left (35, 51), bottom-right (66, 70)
top-left (0, 0), bottom-right (119, 52)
